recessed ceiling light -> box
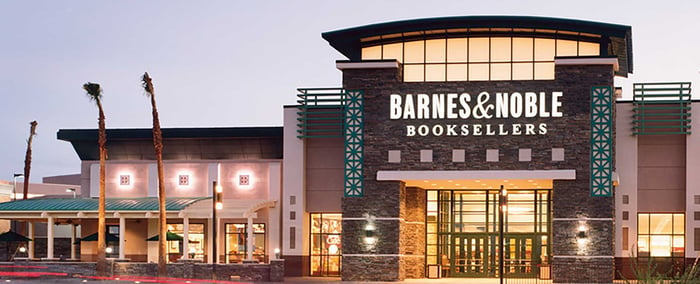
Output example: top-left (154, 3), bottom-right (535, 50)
top-left (448, 180), bottom-right (453, 182)
top-left (475, 180), bottom-right (481, 183)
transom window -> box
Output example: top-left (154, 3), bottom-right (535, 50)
top-left (361, 31), bottom-right (600, 82)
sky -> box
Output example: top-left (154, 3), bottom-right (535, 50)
top-left (0, 0), bottom-right (698, 182)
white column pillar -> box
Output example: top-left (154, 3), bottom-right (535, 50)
top-left (247, 216), bottom-right (254, 261)
top-left (182, 217), bottom-right (189, 260)
top-left (70, 224), bottom-right (76, 259)
top-left (119, 216), bottom-right (126, 259)
top-left (28, 222), bottom-right (34, 259)
top-left (47, 216), bottom-right (54, 259)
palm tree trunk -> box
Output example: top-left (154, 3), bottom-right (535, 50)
top-left (95, 100), bottom-right (108, 277)
top-left (152, 94), bottom-right (167, 278)
top-left (22, 121), bottom-right (37, 200)
top-left (143, 72), bottom-right (168, 277)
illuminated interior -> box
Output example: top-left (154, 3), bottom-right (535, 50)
top-left (426, 189), bottom-right (550, 277)
top-left (637, 213), bottom-right (684, 258)
top-left (361, 29), bottom-right (600, 82)
top-left (310, 213), bottom-right (342, 276)
top-left (405, 179), bottom-right (552, 190)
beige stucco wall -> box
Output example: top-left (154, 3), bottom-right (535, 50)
top-left (615, 102), bottom-right (637, 257)
top-left (686, 101), bottom-right (699, 257)
top-left (305, 137), bottom-right (343, 212)
top-left (637, 134), bottom-right (686, 211)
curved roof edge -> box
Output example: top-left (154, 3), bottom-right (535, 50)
top-left (322, 15), bottom-right (632, 74)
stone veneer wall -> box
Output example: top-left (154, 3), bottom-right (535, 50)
top-left (340, 62), bottom-right (615, 282)
top-left (0, 260), bottom-right (284, 282)
top-left (403, 187), bottom-right (426, 278)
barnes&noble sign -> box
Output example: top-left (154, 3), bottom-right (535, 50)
top-left (389, 91), bottom-right (564, 137)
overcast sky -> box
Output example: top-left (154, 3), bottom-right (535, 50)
top-left (1, 0), bottom-right (698, 182)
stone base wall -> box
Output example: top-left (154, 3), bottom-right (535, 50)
top-left (282, 255), bottom-right (308, 276)
top-left (552, 257), bottom-right (614, 283)
top-left (341, 255), bottom-right (400, 281)
top-left (0, 260), bottom-right (284, 282)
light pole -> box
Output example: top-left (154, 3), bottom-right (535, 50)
top-left (12, 173), bottom-right (24, 201)
top-left (212, 181), bottom-right (223, 280)
top-left (499, 185), bottom-right (508, 284)
top-left (66, 188), bottom-right (77, 199)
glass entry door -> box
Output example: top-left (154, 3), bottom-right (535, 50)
top-left (450, 233), bottom-right (542, 277)
top-left (451, 234), bottom-right (495, 277)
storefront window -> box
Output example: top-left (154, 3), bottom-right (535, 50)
top-left (637, 213), bottom-right (684, 257)
top-left (310, 213), bottom-right (342, 276)
top-left (225, 223), bottom-right (265, 263)
top-left (167, 223), bottom-right (205, 260)
top-left (107, 225), bottom-right (119, 258)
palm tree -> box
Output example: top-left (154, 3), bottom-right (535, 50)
top-left (83, 82), bottom-right (108, 277)
top-left (142, 72), bottom-right (167, 277)
top-left (22, 120), bottom-right (38, 200)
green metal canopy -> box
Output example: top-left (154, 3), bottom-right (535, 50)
top-left (146, 231), bottom-right (183, 241)
top-left (0, 231), bottom-right (32, 242)
top-left (79, 232), bottom-right (119, 242)
top-left (0, 197), bottom-right (208, 212)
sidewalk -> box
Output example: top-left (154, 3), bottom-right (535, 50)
top-left (281, 277), bottom-right (508, 283)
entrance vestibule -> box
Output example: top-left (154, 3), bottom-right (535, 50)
top-left (426, 187), bottom-right (551, 278)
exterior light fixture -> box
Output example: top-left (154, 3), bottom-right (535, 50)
top-left (274, 248), bottom-right (280, 259)
top-left (18, 246), bottom-right (26, 253)
top-left (179, 175), bottom-right (190, 186)
top-left (215, 184), bottom-right (223, 210)
top-left (576, 224), bottom-right (588, 246)
top-left (239, 174), bottom-right (250, 186)
top-left (66, 188), bottom-right (77, 199)
top-left (363, 213), bottom-right (377, 246)
top-left (119, 175), bottom-right (130, 186)
top-left (12, 173), bottom-right (24, 201)
top-left (105, 247), bottom-right (113, 254)
top-left (189, 247), bottom-right (196, 258)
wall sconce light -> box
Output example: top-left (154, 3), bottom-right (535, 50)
top-left (274, 248), bottom-right (280, 259)
top-left (576, 224), bottom-right (588, 246)
top-left (18, 246), bottom-right (26, 253)
top-left (119, 175), bottom-right (131, 186)
top-left (239, 174), bottom-right (250, 186)
top-left (105, 247), bottom-right (113, 254)
top-left (179, 175), bottom-right (190, 186)
top-left (363, 213), bottom-right (377, 246)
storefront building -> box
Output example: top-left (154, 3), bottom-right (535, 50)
top-left (282, 15), bottom-right (632, 283)
top-left (0, 15), bottom-right (697, 283)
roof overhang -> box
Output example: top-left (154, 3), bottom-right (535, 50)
top-left (322, 15), bottom-right (633, 75)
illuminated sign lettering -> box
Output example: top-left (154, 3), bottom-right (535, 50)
top-left (389, 91), bottom-right (563, 137)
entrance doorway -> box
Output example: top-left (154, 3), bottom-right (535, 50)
top-left (427, 189), bottom-right (551, 278)
top-left (450, 233), bottom-right (543, 277)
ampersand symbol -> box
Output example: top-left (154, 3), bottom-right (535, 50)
top-left (472, 92), bottom-right (493, 119)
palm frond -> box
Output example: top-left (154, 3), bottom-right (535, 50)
top-left (83, 82), bottom-right (102, 101)
top-left (142, 72), bottom-right (154, 95)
